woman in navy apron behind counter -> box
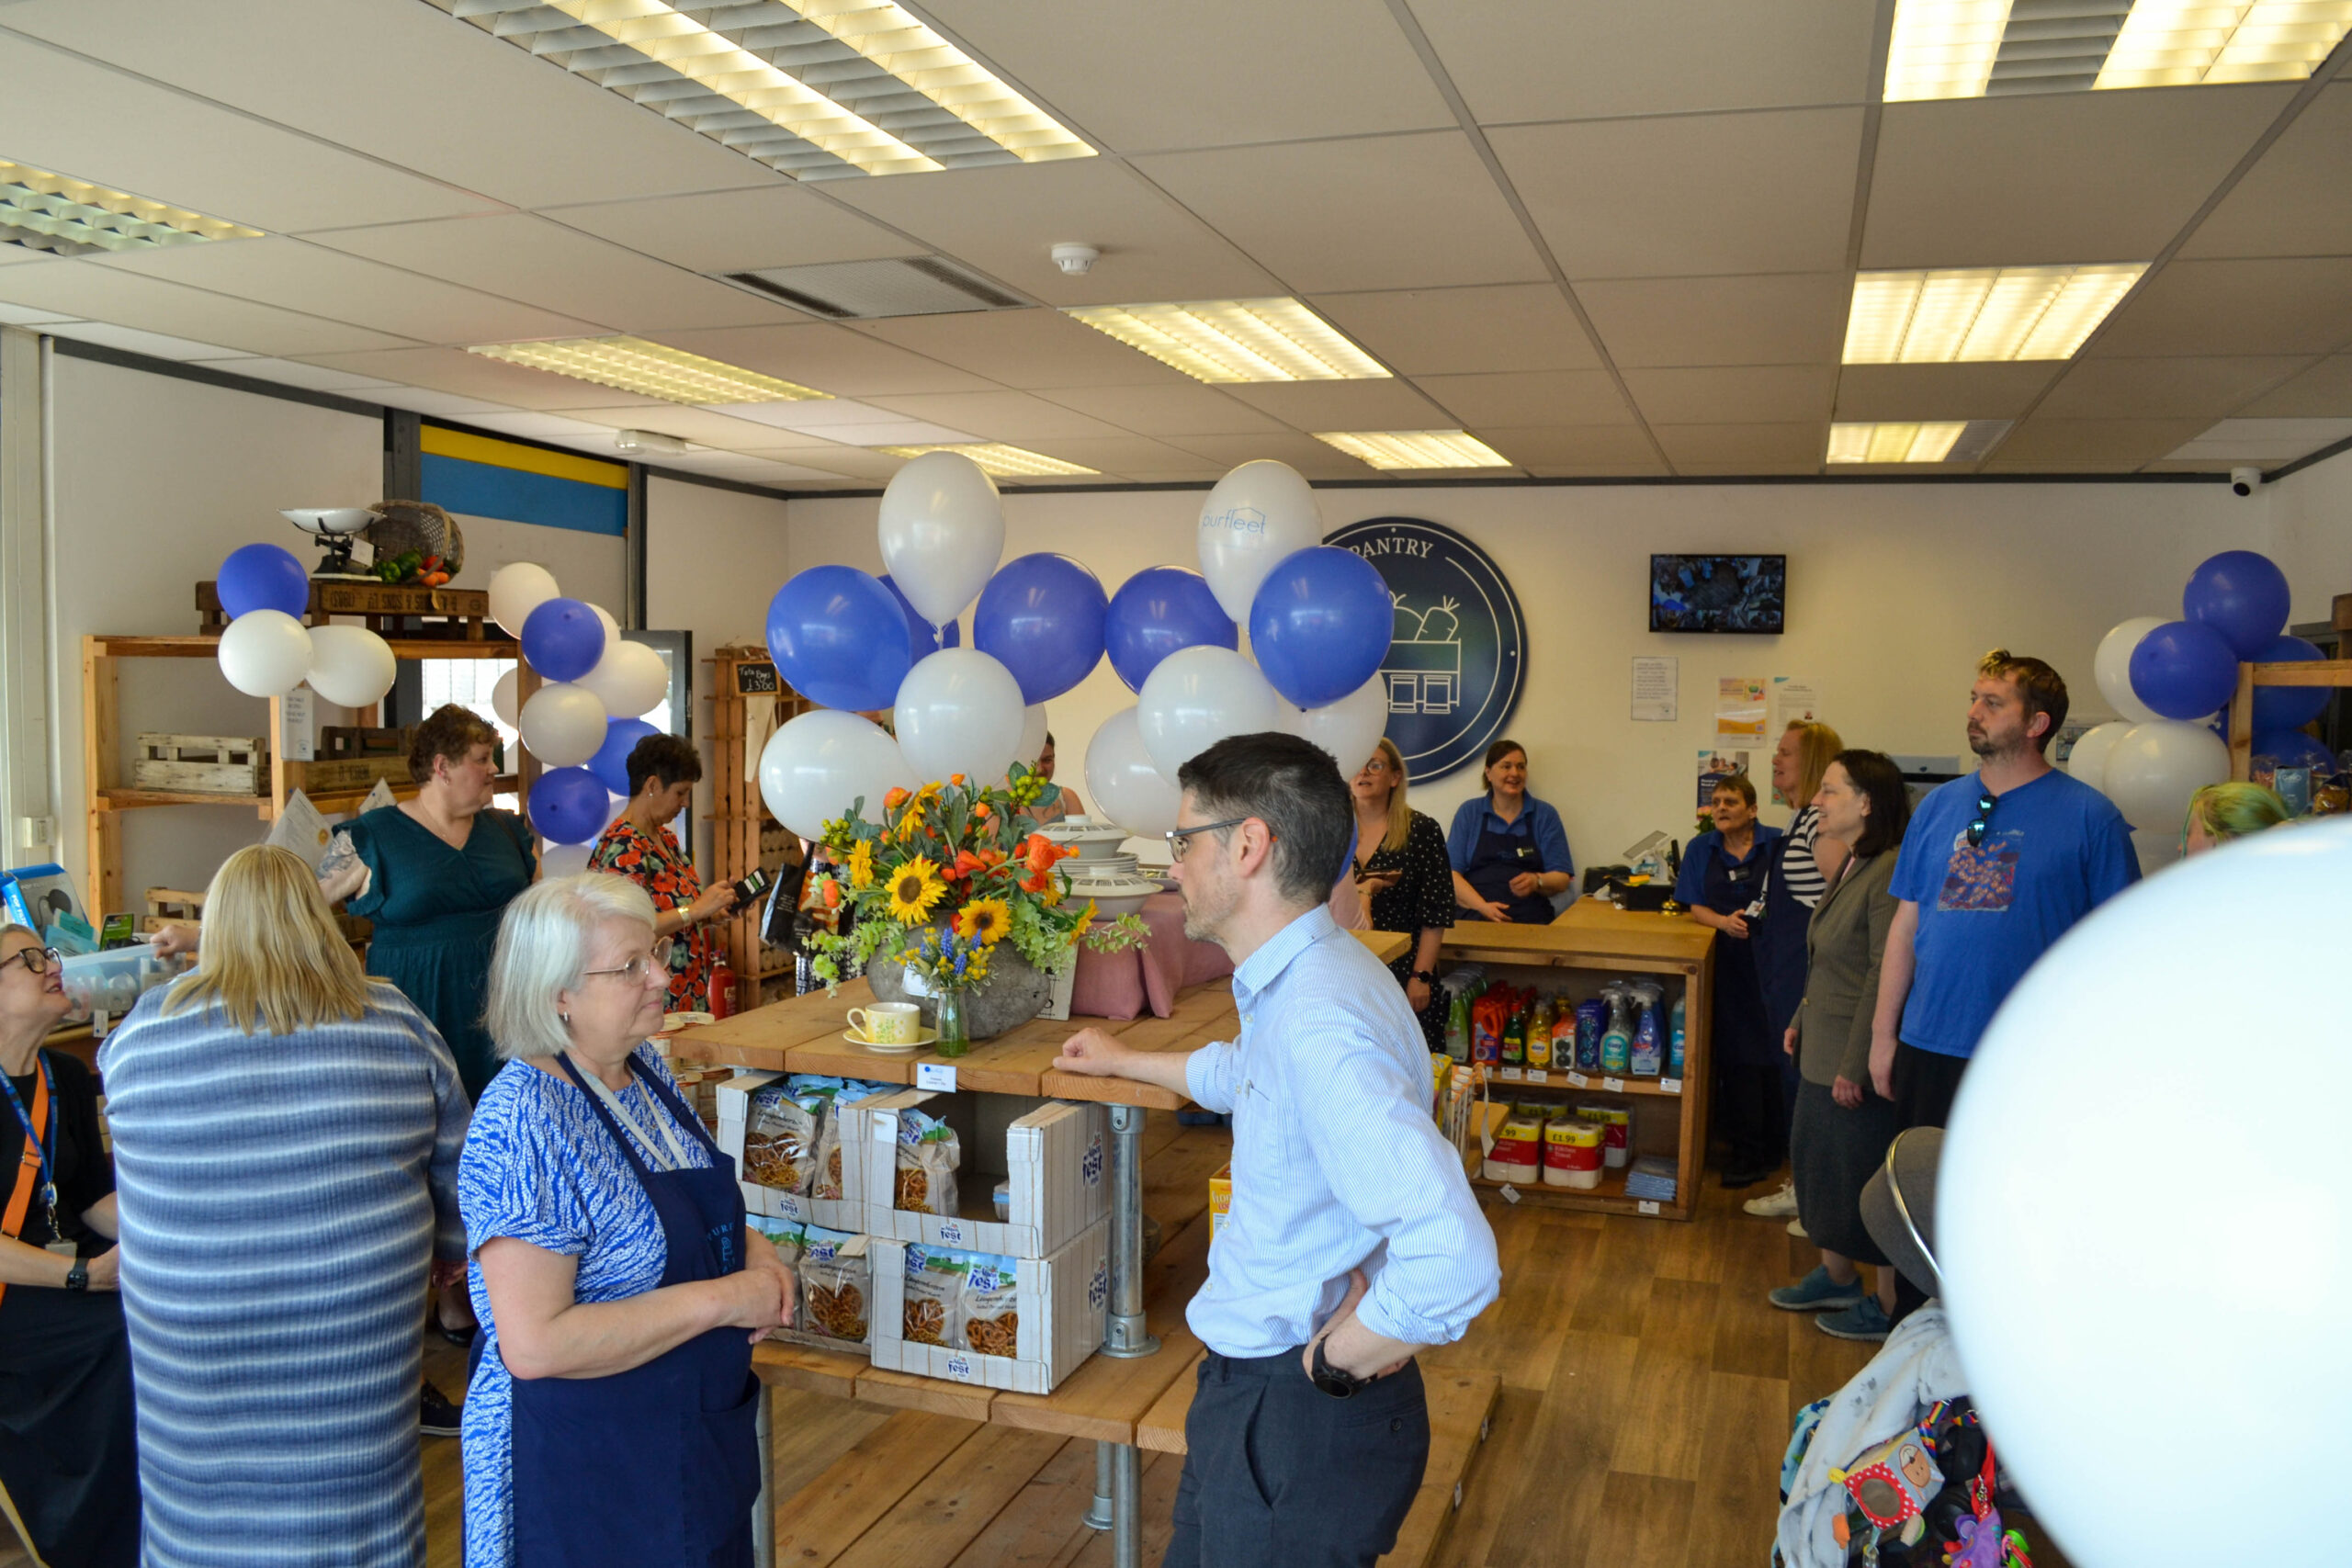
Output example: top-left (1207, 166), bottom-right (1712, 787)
top-left (1447, 739), bottom-right (1578, 926)
top-left (1675, 774), bottom-right (1785, 1190)
top-left (457, 875), bottom-right (797, 1568)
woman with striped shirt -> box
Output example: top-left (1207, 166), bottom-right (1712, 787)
top-left (102, 845), bottom-right (470, 1568)
top-left (1745, 720), bottom-right (1846, 1213)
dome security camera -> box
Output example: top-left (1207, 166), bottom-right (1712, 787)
top-left (2231, 466), bottom-right (2262, 497)
top-left (1050, 243), bottom-right (1100, 276)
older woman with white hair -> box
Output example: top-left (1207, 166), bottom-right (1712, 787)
top-left (458, 874), bottom-right (795, 1568)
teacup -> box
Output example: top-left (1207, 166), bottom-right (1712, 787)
top-left (846, 1001), bottom-right (922, 1044)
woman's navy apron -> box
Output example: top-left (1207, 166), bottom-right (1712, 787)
top-left (1696, 842), bottom-right (1775, 1068)
top-left (1462, 811), bottom-right (1555, 925)
top-left (1751, 832), bottom-right (1815, 1142)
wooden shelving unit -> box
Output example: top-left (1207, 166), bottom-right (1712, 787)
top-left (705, 645), bottom-right (812, 1012)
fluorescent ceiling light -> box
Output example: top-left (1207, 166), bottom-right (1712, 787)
top-left (1826, 422), bottom-right (1969, 463)
top-left (789, 0), bottom-right (1093, 164)
top-left (2098, 0), bottom-right (2352, 87)
top-left (467, 336), bottom-right (830, 405)
top-left (877, 443), bottom-right (1098, 477)
top-left (1883, 0), bottom-right (2013, 101)
top-left (1842, 264), bottom-right (2146, 364)
top-left (0, 158), bottom-right (262, 258)
top-left (1063, 299), bottom-right (1390, 383)
top-left (1311, 430), bottom-right (1512, 470)
top-left (1883, 0), bottom-right (2350, 97)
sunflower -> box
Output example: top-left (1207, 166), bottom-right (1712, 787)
top-left (846, 839), bottom-right (876, 890)
top-left (956, 897), bottom-right (1012, 947)
top-left (884, 855), bottom-right (948, 924)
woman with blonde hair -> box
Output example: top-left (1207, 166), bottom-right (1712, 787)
top-left (1350, 738), bottom-right (1456, 1048)
top-left (101, 844), bottom-right (470, 1568)
top-left (2184, 780), bottom-right (2290, 854)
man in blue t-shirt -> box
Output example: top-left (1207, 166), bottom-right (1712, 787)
top-left (1870, 649), bottom-right (2139, 1134)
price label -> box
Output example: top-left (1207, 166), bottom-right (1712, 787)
top-left (1566, 1071), bottom-right (1590, 1088)
top-left (1660, 1077), bottom-right (1683, 1095)
top-left (1603, 1077), bottom-right (1627, 1092)
top-left (1637, 1200), bottom-right (1661, 1216)
top-left (1498, 1183), bottom-right (1521, 1205)
top-left (916, 1062), bottom-right (958, 1092)
top-left (1498, 1066), bottom-right (1523, 1082)
top-left (1527, 1069), bottom-right (1549, 1085)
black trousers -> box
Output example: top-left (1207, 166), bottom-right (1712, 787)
top-left (1165, 1350), bottom-right (1429, 1568)
top-left (1889, 1043), bottom-right (1973, 1324)
top-left (1713, 1062), bottom-right (1787, 1177)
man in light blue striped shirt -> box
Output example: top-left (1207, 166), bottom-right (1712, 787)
top-left (1057, 733), bottom-right (1499, 1568)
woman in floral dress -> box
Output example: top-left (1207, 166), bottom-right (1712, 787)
top-left (588, 735), bottom-right (741, 1013)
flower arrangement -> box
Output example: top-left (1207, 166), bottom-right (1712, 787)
top-left (803, 764), bottom-right (1147, 994)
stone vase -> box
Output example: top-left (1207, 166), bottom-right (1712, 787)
top-left (865, 938), bottom-right (1057, 1042)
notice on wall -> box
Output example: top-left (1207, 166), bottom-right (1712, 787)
top-left (1697, 749), bottom-right (1751, 807)
top-left (278, 687), bottom-right (316, 762)
top-left (1715, 677), bottom-right (1768, 740)
top-left (1631, 656), bottom-right (1679, 722)
top-left (1772, 676), bottom-right (1824, 732)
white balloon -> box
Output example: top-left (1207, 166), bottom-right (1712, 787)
top-left (1944, 818), bottom-right (2352, 1567)
top-left (2093, 615), bottom-right (2167, 727)
top-left (491, 669), bottom-right (521, 729)
top-left (1197, 460), bottom-right (1322, 623)
top-left (878, 451), bottom-right (1005, 626)
top-left (758, 709), bottom-right (916, 840)
top-left (489, 563), bottom-right (560, 638)
top-left (217, 610), bottom-right (315, 698)
top-left (518, 682), bottom-right (609, 768)
top-left (2130, 825), bottom-right (2183, 876)
top-left (1016, 705), bottom-right (1050, 771)
top-left (1137, 645), bottom-right (1281, 784)
top-left (2063, 719), bottom-right (2134, 793)
top-left (1276, 675), bottom-right (1390, 777)
top-left (893, 649), bottom-right (1026, 785)
top-left (2102, 720), bottom-right (2229, 832)
top-left (1084, 705), bottom-right (1184, 839)
top-left (580, 639), bottom-right (668, 718)
top-left (303, 624), bottom-right (397, 708)
top-left (538, 841), bottom-right (594, 879)
top-left (589, 603), bottom-right (620, 650)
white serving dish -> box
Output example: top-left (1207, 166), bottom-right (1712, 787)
top-left (1060, 864), bottom-right (1159, 918)
top-left (1037, 817), bottom-right (1131, 862)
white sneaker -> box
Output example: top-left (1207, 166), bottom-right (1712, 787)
top-left (1787, 1218), bottom-right (1807, 1238)
top-left (1744, 1179), bottom-right (1798, 1218)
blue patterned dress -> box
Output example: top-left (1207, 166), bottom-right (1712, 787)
top-left (98, 985), bottom-right (470, 1568)
top-left (458, 1045), bottom-right (718, 1568)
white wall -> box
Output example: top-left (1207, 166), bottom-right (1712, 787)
top-left (786, 479), bottom-right (2266, 866)
top-left (2267, 446), bottom-right (2352, 629)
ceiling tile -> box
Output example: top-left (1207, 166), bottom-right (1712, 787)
top-left (3, 0), bottom-right (781, 210)
top-left (1011, 435), bottom-right (1227, 474)
top-left (372, 388), bottom-right (517, 419)
top-left (1978, 458), bottom-right (2153, 472)
top-left (854, 390), bottom-right (1134, 441)
top-left (1221, 380), bottom-right (1454, 430)
top-left (42, 319), bottom-right (246, 361)
top-left (1652, 423), bottom-right (1828, 467)
top-left (194, 356), bottom-right (403, 392)
top-left (852, 310), bottom-right (1184, 389)
top-left (0, 30), bottom-right (498, 233)
top-left (85, 238), bottom-right (602, 344)
top-left (2180, 84), bottom-right (2352, 261)
top-left (1492, 109), bottom-right (1863, 279)
top-left (1860, 85), bottom-right (2294, 269)
top-left (1622, 365), bottom-right (1838, 423)
top-left (1832, 364), bottom-right (2064, 421)
top-left (540, 187), bottom-right (923, 275)
top-left (827, 159), bottom-right (1280, 307)
top-left (303, 216), bottom-right (807, 333)
top-left (0, 264), bottom-right (412, 357)
top-left (1411, 0), bottom-right (1877, 122)
top-left (1473, 425), bottom-right (1663, 468)
top-left (2035, 355), bottom-right (2317, 420)
top-left (449, 411), bottom-right (643, 451)
top-left (288, 347), bottom-right (668, 412)
top-left (1409, 370), bottom-right (1634, 425)
top-left (2165, 417), bottom-right (2352, 461)
top-left (706, 400), bottom-right (957, 444)
top-left (1307, 285), bottom-right (1600, 374)
top-left (1119, 469), bottom-right (1234, 483)
top-left (1990, 418), bottom-right (2211, 463)
top-left (1029, 382), bottom-right (1290, 435)
top-left (775, 446), bottom-right (915, 480)
top-left (0, 249), bottom-right (61, 270)
top-left (1137, 133), bottom-right (1545, 293)
top-left (2236, 355), bottom-right (2352, 417)
top-left (1676, 461), bottom-right (1828, 476)
top-left (814, 422), bottom-right (983, 446)
top-left (1532, 463), bottom-right (1674, 478)
top-left (2091, 258), bottom-right (2352, 357)
top-left (644, 324), bottom-right (999, 397)
top-left (1579, 274), bottom-right (1849, 367)
top-left (1164, 433), bottom-right (1377, 477)
top-left (915, 0), bottom-right (1454, 152)
top-left (0, 299), bottom-right (76, 327)
top-left (556, 404), bottom-right (826, 453)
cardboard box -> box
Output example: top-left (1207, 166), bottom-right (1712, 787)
top-left (850, 1089), bottom-right (1108, 1258)
top-left (716, 1071), bottom-right (868, 1234)
top-left (868, 1221), bottom-right (1108, 1394)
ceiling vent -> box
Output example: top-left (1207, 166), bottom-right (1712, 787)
top-left (720, 256), bottom-right (1029, 320)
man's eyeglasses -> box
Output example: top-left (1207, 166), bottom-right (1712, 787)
top-left (1163, 817), bottom-right (1271, 862)
top-left (5, 946), bottom-right (62, 977)
top-left (582, 938), bottom-right (675, 984)
top-left (1965, 790), bottom-right (1997, 849)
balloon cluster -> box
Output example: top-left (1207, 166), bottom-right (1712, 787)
top-left (756, 454), bottom-right (1396, 842)
top-left (2071, 550), bottom-right (2325, 842)
top-left (486, 563), bottom-right (669, 846)
top-left (214, 543), bottom-right (400, 713)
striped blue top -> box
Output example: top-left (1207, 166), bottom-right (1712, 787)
top-left (458, 1045), bottom-right (717, 1568)
top-left (1182, 907), bottom-right (1500, 1358)
top-left (98, 984), bottom-right (470, 1568)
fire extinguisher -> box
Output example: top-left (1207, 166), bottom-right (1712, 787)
top-left (710, 963), bottom-right (737, 1020)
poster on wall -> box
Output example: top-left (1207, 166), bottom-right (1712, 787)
top-left (1715, 677), bottom-right (1768, 740)
top-left (1697, 749), bottom-right (1750, 808)
top-left (1632, 656), bottom-right (1678, 722)
top-left (1772, 676), bottom-right (1823, 731)
top-left (1326, 516), bottom-right (1525, 781)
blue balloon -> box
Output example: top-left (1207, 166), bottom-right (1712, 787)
top-left (2253, 728), bottom-right (2335, 773)
top-left (1104, 567), bottom-right (1238, 693)
top-left (1248, 546), bottom-right (1394, 709)
top-left (521, 597), bottom-right (606, 682)
top-left (529, 766), bottom-right (611, 845)
top-left (766, 566), bottom-right (913, 712)
top-left (589, 717), bottom-right (661, 796)
top-left (942, 617), bottom-right (961, 649)
top-left (2184, 549), bottom-right (2290, 660)
top-left (973, 554), bottom-right (1108, 705)
top-left (219, 543), bottom-right (311, 620)
top-left (2250, 634), bottom-right (2330, 731)
top-left (2128, 619), bottom-right (2240, 721)
top-left (879, 573), bottom-right (945, 665)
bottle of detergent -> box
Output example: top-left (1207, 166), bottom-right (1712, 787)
top-left (1574, 998), bottom-right (1606, 1070)
top-left (1629, 981), bottom-right (1665, 1076)
top-left (1668, 993), bottom-right (1687, 1077)
top-left (1445, 988), bottom-right (1471, 1065)
top-left (1526, 995), bottom-right (1554, 1068)
top-left (1599, 985), bottom-right (1634, 1075)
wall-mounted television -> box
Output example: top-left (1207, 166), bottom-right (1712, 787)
top-left (1650, 554), bottom-right (1787, 636)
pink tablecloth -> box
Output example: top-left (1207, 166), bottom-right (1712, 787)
top-left (1069, 892), bottom-right (1232, 1021)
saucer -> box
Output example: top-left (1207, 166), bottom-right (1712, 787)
top-left (842, 1026), bottom-right (938, 1054)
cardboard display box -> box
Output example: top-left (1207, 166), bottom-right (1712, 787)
top-left (846, 1088), bottom-right (1108, 1259)
top-left (715, 1070), bottom-right (869, 1234)
top-left (868, 1221), bottom-right (1108, 1394)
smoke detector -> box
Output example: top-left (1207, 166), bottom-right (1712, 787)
top-left (1051, 243), bottom-right (1100, 276)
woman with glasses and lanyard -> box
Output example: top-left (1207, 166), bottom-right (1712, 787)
top-left (0, 924), bottom-right (138, 1567)
top-left (458, 875), bottom-right (795, 1568)
top-left (1675, 773), bottom-right (1785, 1188)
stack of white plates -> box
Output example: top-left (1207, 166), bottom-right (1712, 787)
top-left (1061, 855), bottom-right (1163, 917)
top-left (1039, 817), bottom-right (1132, 862)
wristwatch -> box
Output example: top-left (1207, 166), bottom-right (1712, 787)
top-left (64, 1259), bottom-right (88, 1292)
top-left (1309, 1337), bottom-right (1373, 1399)
top-left (1411, 969), bottom-right (1437, 984)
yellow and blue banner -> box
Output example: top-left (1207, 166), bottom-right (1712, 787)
top-left (419, 426), bottom-right (627, 536)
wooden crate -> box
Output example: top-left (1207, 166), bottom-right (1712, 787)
top-left (130, 735), bottom-right (267, 795)
top-left (293, 726), bottom-right (417, 794)
top-left (197, 580), bottom-right (494, 638)
top-left (144, 888), bottom-right (207, 923)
